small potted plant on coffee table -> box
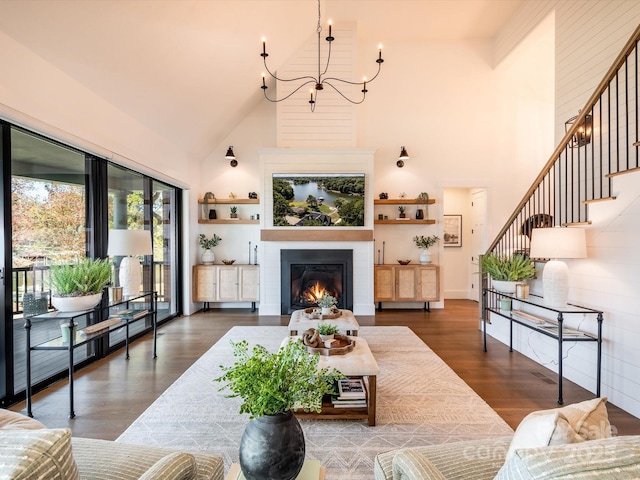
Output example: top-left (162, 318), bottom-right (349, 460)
top-left (215, 339), bottom-right (342, 480)
top-left (316, 323), bottom-right (339, 341)
top-left (317, 294), bottom-right (337, 315)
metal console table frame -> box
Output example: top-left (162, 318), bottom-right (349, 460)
top-left (482, 289), bottom-right (603, 405)
top-left (25, 291), bottom-right (158, 418)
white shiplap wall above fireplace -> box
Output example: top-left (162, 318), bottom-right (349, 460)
top-left (258, 148), bottom-right (376, 316)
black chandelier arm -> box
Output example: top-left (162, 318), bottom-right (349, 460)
top-left (322, 81), bottom-right (367, 105)
top-left (323, 61), bottom-right (383, 86)
top-left (318, 33), bottom-right (332, 79)
top-left (263, 61), bottom-right (318, 84)
top-left (263, 79), bottom-right (317, 103)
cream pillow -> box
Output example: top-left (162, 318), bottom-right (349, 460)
top-left (556, 396), bottom-right (610, 440)
top-left (503, 397), bottom-right (611, 462)
top-left (504, 410), bottom-right (584, 461)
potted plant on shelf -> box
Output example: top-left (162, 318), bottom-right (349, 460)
top-left (230, 206), bottom-right (238, 219)
top-left (215, 339), bottom-right (342, 480)
top-left (317, 294), bottom-right (338, 315)
top-left (49, 257), bottom-right (111, 312)
top-left (398, 205), bottom-right (406, 219)
top-left (413, 235), bottom-right (440, 265)
top-left (198, 233), bottom-right (222, 265)
top-left (316, 323), bottom-right (339, 341)
top-left (480, 252), bottom-right (536, 294)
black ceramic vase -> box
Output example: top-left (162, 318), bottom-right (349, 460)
top-left (239, 410), bottom-right (305, 480)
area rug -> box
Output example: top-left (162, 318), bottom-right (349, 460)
top-left (117, 326), bottom-right (513, 479)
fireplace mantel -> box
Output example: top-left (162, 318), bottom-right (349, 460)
top-left (261, 230), bottom-right (374, 242)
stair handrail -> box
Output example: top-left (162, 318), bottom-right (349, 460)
top-left (487, 23), bottom-right (640, 254)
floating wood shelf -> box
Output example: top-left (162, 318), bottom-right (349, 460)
top-left (374, 199), bottom-right (436, 205)
top-left (198, 219), bottom-right (260, 224)
top-left (198, 198), bottom-right (259, 204)
top-left (374, 219), bottom-right (436, 225)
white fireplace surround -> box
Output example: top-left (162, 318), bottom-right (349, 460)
top-left (259, 148), bottom-right (376, 316)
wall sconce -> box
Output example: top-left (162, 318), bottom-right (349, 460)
top-left (397, 146), bottom-right (409, 168)
top-left (565, 111), bottom-right (592, 148)
top-left (225, 146), bottom-right (238, 167)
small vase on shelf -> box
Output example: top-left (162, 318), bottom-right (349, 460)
top-left (201, 249), bottom-right (215, 265)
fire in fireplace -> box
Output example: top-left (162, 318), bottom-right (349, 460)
top-left (281, 249), bottom-right (353, 314)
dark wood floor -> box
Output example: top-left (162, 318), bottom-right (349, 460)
top-left (11, 299), bottom-right (640, 440)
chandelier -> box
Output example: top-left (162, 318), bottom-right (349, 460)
top-left (260, 0), bottom-right (384, 112)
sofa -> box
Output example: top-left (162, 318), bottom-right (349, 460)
top-left (0, 409), bottom-right (224, 480)
top-left (374, 397), bottom-right (640, 480)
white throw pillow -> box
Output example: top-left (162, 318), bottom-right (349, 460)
top-left (504, 410), bottom-right (584, 462)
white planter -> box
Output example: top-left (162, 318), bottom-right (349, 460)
top-left (201, 249), bottom-right (215, 265)
top-left (319, 334), bottom-right (335, 342)
top-left (321, 307), bottom-right (332, 315)
top-left (491, 280), bottom-right (519, 294)
top-left (52, 293), bottom-right (103, 312)
top-left (419, 250), bottom-right (432, 265)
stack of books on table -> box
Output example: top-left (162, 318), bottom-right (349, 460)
top-left (331, 378), bottom-right (367, 408)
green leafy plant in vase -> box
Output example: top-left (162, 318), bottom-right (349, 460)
top-left (480, 252), bottom-right (535, 294)
top-left (398, 205), bottom-right (406, 219)
top-left (215, 339), bottom-right (343, 480)
top-left (317, 294), bottom-right (338, 314)
top-left (316, 322), bottom-right (339, 340)
top-left (230, 206), bottom-right (238, 219)
top-left (199, 233), bottom-right (222, 264)
top-left (413, 235), bottom-right (439, 265)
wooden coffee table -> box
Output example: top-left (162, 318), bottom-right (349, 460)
top-left (284, 335), bottom-right (379, 426)
top-left (288, 308), bottom-right (359, 336)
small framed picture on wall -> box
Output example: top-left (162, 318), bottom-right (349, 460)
top-left (443, 215), bottom-right (462, 247)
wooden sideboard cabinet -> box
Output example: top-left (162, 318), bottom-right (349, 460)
top-left (193, 264), bottom-right (259, 311)
top-left (374, 264), bottom-right (439, 310)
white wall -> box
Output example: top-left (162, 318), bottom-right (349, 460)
top-left (488, 1), bottom-right (640, 419)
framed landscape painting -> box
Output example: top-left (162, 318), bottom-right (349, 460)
top-left (443, 215), bottom-right (462, 247)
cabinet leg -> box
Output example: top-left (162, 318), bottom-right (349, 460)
top-left (377, 302), bottom-right (383, 311)
top-left (423, 302), bottom-right (430, 312)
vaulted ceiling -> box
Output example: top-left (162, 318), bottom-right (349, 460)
top-left (0, 0), bottom-right (523, 162)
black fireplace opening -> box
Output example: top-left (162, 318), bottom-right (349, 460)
top-left (281, 249), bottom-right (353, 314)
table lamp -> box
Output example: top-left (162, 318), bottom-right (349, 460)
top-left (529, 227), bottom-right (586, 307)
top-left (107, 229), bottom-right (152, 297)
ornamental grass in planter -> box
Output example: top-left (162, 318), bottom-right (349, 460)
top-left (49, 258), bottom-right (111, 311)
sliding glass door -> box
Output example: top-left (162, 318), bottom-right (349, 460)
top-left (10, 128), bottom-right (89, 393)
top-left (1, 123), bottom-right (182, 407)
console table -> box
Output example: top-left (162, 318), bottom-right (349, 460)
top-left (25, 291), bottom-right (157, 418)
top-left (482, 288), bottom-right (603, 405)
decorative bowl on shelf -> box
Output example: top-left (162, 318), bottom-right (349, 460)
top-left (222, 259), bottom-right (236, 265)
top-left (397, 260), bottom-right (411, 265)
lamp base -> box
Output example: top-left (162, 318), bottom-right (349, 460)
top-left (542, 259), bottom-right (569, 307)
top-left (119, 256), bottom-right (141, 297)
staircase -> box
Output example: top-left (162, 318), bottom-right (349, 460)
top-left (487, 25), bottom-right (640, 257)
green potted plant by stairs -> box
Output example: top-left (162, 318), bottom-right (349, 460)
top-left (480, 252), bottom-right (536, 294)
top-left (215, 339), bottom-right (342, 480)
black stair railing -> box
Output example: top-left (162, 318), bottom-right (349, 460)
top-left (488, 24), bottom-right (640, 258)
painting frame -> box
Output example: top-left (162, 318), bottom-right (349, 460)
top-left (443, 214), bottom-right (462, 247)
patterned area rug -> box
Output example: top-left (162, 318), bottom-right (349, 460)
top-left (117, 326), bottom-right (512, 479)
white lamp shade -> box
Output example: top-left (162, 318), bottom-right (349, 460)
top-left (107, 229), bottom-right (152, 256)
top-left (529, 227), bottom-right (586, 260)
top-left (529, 227), bottom-right (586, 307)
